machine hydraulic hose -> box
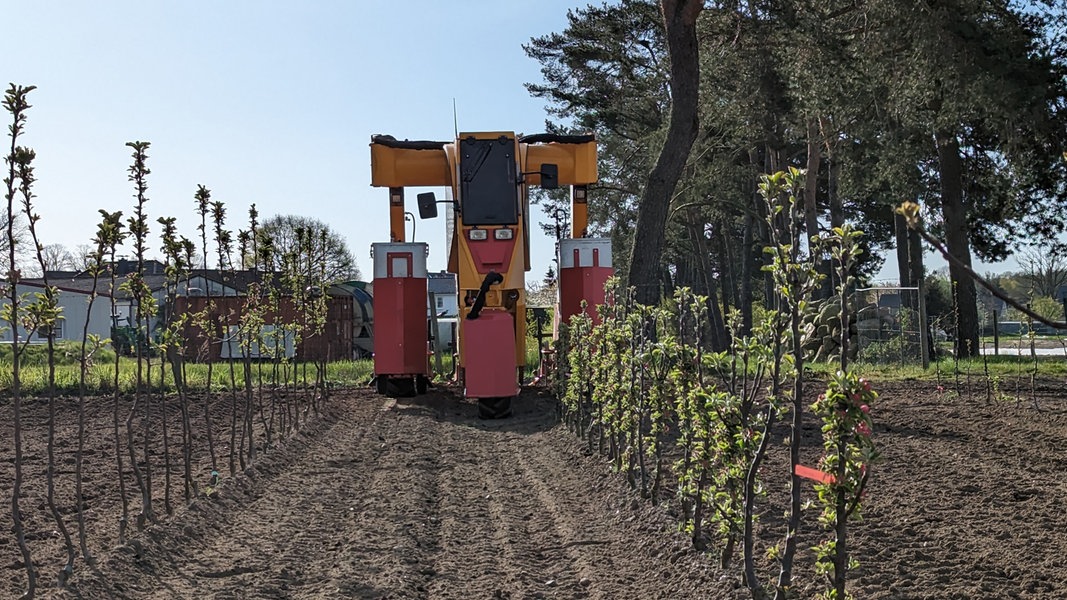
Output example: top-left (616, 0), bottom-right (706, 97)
top-left (466, 271), bottom-right (503, 320)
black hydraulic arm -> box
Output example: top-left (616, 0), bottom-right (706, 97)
top-left (466, 271), bottom-right (503, 320)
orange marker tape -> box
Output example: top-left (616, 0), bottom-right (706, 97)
top-left (795, 464), bottom-right (835, 485)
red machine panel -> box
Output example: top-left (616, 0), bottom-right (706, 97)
top-left (372, 243), bottom-right (429, 377)
top-left (373, 277), bottom-right (428, 376)
top-left (466, 234), bottom-right (516, 274)
top-left (558, 238), bottom-right (613, 325)
top-left (462, 311), bottom-right (519, 398)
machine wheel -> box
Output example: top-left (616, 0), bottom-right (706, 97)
top-left (477, 397), bottom-right (513, 420)
top-left (390, 377), bottom-right (417, 398)
top-left (375, 375), bottom-right (389, 395)
top-left (415, 375), bottom-right (430, 395)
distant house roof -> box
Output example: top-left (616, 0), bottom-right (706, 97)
top-left (20, 268), bottom-right (357, 300)
top-left (25, 269), bottom-right (268, 297)
top-left (12, 277), bottom-right (107, 296)
top-left (111, 258), bottom-right (167, 276)
top-left (44, 270), bottom-right (81, 280)
top-left (189, 269), bottom-right (266, 294)
top-left (428, 271), bottom-right (456, 295)
top-left (19, 273), bottom-right (168, 299)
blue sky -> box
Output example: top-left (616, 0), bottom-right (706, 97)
top-left (5, 1), bottom-right (1028, 285)
top-left (4, 1), bottom-right (589, 281)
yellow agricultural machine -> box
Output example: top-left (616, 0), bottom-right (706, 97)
top-left (369, 132), bottom-right (611, 418)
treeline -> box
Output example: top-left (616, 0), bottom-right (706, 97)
top-left (526, 0), bottom-right (1067, 356)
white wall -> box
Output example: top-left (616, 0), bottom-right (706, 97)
top-left (0, 285), bottom-right (113, 343)
top-left (430, 291), bottom-right (459, 318)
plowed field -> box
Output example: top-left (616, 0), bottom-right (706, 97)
top-left (3, 377), bottom-right (1066, 599)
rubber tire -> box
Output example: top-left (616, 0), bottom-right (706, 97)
top-left (390, 377), bottom-right (417, 398)
top-left (415, 375), bottom-right (430, 395)
top-left (375, 375), bottom-right (388, 395)
top-left (477, 397), bottom-right (513, 420)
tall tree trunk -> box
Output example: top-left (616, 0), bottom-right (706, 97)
top-left (908, 225), bottom-right (925, 311)
top-left (761, 145), bottom-right (779, 310)
top-left (626, 0), bottom-right (704, 305)
top-left (826, 155), bottom-right (843, 296)
top-left (934, 131), bottom-right (980, 358)
top-left (661, 265), bottom-right (676, 298)
top-left (805, 119), bottom-right (831, 300)
top-left (676, 253), bottom-right (699, 291)
top-left (894, 212), bottom-right (911, 286)
top-left (687, 209), bottom-right (727, 351)
top-left (827, 157), bottom-right (842, 229)
top-left (740, 148), bottom-right (761, 335)
top-left (716, 219), bottom-right (735, 333)
top-left (895, 211), bottom-right (923, 313)
top-left (804, 119), bottom-right (822, 255)
top-left (740, 211), bottom-right (755, 335)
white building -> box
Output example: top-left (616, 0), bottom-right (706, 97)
top-left (0, 266), bottom-right (253, 347)
top-left (427, 270), bottom-right (458, 317)
top-left (427, 271), bottom-right (458, 354)
top-left (0, 278), bottom-right (118, 343)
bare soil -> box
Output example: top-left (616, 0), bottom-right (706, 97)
top-left (846, 377), bottom-right (1067, 599)
top-left (2, 376), bottom-right (1066, 599)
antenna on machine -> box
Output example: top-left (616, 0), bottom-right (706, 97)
top-left (452, 98), bottom-right (459, 138)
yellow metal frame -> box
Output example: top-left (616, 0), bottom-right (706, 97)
top-left (370, 132), bottom-right (598, 377)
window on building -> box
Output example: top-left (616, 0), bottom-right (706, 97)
top-left (436, 296), bottom-right (444, 308)
top-left (36, 319), bottom-right (64, 340)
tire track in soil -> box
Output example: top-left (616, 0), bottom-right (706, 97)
top-left (325, 396), bottom-right (444, 598)
top-left (421, 393), bottom-right (704, 600)
top-left (158, 393), bottom-right (446, 600)
top-left (422, 402), bottom-right (588, 599)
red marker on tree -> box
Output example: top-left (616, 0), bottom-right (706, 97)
top-left (795, 464), bottom-right (835, 485)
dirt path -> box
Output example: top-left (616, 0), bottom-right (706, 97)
top-left (15, 378), bottom-right (1064, 599)
top-left (59, 388), bottom-right (727, 599)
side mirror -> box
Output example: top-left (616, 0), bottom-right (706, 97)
top-left (417, 192), bottom-right (438, 219)
top-left (540, 163), bottom-right (559, 190)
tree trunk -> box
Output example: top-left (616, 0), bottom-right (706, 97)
top-left (716, 219), bottom-right (735, 334)
top-left (804, 119), bottom-right (822, 258)
top-left (740, 211), bottom-right (755, 336)
top-left (662, 265), bottom-right (676, 298)
top-left (826, 156), bottom-right (843, 295)
top-left (894, 212), bottom-right (911, 286)
top-left (908, 225), bottom-right (925, 303)
top-left (675, 253), bottom-right (700, 292)
top-left (934, 131), bottom-right (980, 358)
top-left (806, 120), bottom-right (834, 301)
top-left (626, 0), bottom-right (704, 305)
top-left (827, 158), bottom-right (842, 230)
top-left (895, 211), bottom-right (922, 312)
top-left (687, 209), bottom-right (728, 351)
top-left (740, 148), bottom-right (761, 336)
